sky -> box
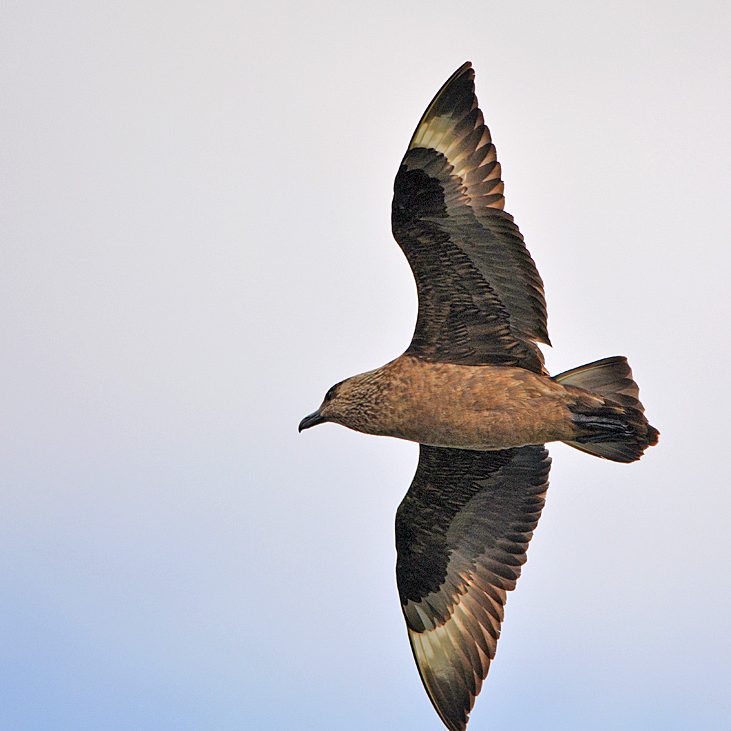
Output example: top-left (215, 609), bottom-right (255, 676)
top-left (2, 1), bottom-right (730, 729)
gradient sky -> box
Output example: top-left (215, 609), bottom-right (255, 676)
top-left (2, 1), bottom-right (730, 729)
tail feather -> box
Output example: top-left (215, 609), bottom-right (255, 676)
top-left (555, 356), bottom-right (659, 463)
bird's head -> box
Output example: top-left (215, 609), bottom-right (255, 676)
top-left (298, 371), bottom-right (381, 434)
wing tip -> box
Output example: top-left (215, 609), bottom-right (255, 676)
top-left (431, 60), bottom-right (475, 102)
top-left (454, 60), bottom-right (473, 77)
top-left (407, 62), bottom-right (476, 152)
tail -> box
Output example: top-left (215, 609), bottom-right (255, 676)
top-left (554, 356), bottom-right (659, 463)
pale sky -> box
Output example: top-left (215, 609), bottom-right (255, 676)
top-left (2, 1), bottom-right (730, 729)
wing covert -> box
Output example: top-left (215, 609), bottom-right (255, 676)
top-left (392, 62), bottom-right (549, 372)
top-left (395, 445), bottom-right (550, 731)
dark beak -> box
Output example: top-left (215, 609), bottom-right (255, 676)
top-left (298, 410), bottom-right (325, 432)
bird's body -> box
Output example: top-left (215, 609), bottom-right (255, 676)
top-left (322, 354), bottom-right (602, 450)
top-left (299, 62), bottom-right (658, 731)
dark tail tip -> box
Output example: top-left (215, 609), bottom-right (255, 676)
top-left (558, 356), bottom-right (658, 463)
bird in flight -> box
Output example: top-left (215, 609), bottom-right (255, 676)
top-left (299, 62), bottom-right (658, 731)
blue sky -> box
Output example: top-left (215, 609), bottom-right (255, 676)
top-left (2, 1), bottom-right (730, 729)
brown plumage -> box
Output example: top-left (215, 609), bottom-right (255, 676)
top-left (299, 62), bottom-right (658, 731)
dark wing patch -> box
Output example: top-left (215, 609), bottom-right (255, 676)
top-left (392, 62), bottom-right (549, 372)
top-left (395, 445), bottom-right (550, 731)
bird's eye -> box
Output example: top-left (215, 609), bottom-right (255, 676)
top-left (324, 382), bottom-right (342, 402)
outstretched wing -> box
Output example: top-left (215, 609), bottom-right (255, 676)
top-left (392, 62), bottom-right (549, 373)
top-left (395, 445), bottom-right (550, 731)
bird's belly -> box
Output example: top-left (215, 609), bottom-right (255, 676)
top-left (373, 359), bottom-right (575, 449)
top-left (390, 405), bottom-right (563, 450)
